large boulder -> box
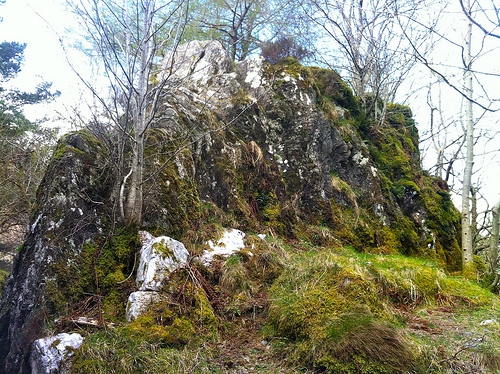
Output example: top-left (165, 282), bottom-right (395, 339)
top-left (30, 333), bottom-right (83, 374)
top-left (0, 130), bottom-right (112, 373)
top-left (136, 231), bottom-right (189, 291)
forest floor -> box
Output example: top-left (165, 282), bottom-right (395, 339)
top-left (206, 312), bottom-right (299, 374)
top-left (205, 303), bottom-right (500, 374)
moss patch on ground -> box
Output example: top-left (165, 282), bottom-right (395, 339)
top-left (266, 245), bottom-right (500, 373)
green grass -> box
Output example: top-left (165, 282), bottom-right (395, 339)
top-left (69, 235), bottom-right (500, 374)
top-left (265, 243), bottom-right (500, 373)
top-left (72, 329), bottom-right (220, 374)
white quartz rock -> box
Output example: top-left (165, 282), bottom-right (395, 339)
top-left (126, 291), bottom-right (165, 322)
top-left (137, 231), bottom-right (189, 291)
top-left (201, 229), bottom-right (246, 265)
top-left (30, 333), bottom-right (83, 374)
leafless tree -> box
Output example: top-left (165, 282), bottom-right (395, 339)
top-left (303, 0), bottom-right (435, 122)
top-left (191, 0), bottom-right (303, 61)
top-left (398, 0), bottom-right (500, 273)
top-left (69, 0), bottom-right (189, 226)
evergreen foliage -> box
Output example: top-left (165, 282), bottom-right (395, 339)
top-left (0, 41), bottom-right (59, 251)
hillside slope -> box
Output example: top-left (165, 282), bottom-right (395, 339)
top-left (0, 40), bottom-right (483, 373)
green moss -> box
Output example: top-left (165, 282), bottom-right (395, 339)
top-left (386, 103), bottom-right (416, 132)
top-left (308, 67), bottom-right (358, 113)
top-left (46, 228), bottom-right (139, 321)
top-left (50, 129), bottom-right (109, 164)
top-left (442, 276), bottom-right (494, 305)
top-left (124, 314), bottom-right (198, 347)
top-left (474, 254), bottom-right (487, 277)
top-left (0, 270), bottom-right (9, 298)
top-left (265, 248), bottom-right (500, 372)
top-left (391, 179), bottom-right (420, 200)
top-left (269, 57), bottom-right (311, 81)
top-left (462, 261), bottom-right (477, 280)
top-left (231, 88), bottom-right (253, 106)
top-left (419, 178), bottom-right (462, 272)
top-left (269, 255), bottom-right (412, 373)
top-left (193, 287), bottom-right (218, 333)
top-left (152, 239), bottom-right (175, 258)
top-left (387, 216), bottom-right (420, 256)
top-left (144, 129), bottom-right (203, 239)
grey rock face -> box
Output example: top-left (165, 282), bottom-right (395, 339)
top-left (0, 131), bottom-right (111, 373)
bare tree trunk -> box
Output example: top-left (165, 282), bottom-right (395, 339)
top-left (125, 136), bottom-right (144, 225)
top-left (471, 186), bottom-right (478, 253)
top-left (70, 0), bottom-right (189, 227)
top-left (461, 0), bottom-right (475, 274)
top-left (124, 0), bottom-right (154, 226)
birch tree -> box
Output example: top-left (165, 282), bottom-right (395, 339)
top-left (461, 0), bottom-right (475, 271)
top-left (399, 0), bottom-right (500, 274)
top-left (70, 0), bottom-right (188, 226)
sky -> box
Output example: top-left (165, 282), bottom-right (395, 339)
top-left (397, 1), bottom-right (500, 212)
top-left (0, 0), bottom-right (91, 127)
top-left (1, 0), bottom-right (499, 214)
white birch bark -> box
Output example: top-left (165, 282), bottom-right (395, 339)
top-left (461, 0), bottom-right (474, 269)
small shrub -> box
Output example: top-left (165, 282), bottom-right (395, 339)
top-left (261, 36), bottom-right (311, 64)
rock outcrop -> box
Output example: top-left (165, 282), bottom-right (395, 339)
top-left (0, 40), bottom-right (461, 373)
top-left (0, 131), bottom-right (111, 373)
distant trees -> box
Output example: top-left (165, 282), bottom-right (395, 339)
top-left (191, 0), bottom-right (304, 61)
top-left (406, 0), bottom-right (500, 274)
top-left (261, 35), bottom-right (311, 64)
top-left (461, 0), bottom-right (500, 277)
top-left (0, 41), bottom-right (58, 250)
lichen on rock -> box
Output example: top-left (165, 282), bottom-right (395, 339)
top-left (30, 333), bottom-right (83, 374)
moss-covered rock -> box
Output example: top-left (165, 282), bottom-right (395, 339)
top-left (0, 130), bottom-right (115, 372)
